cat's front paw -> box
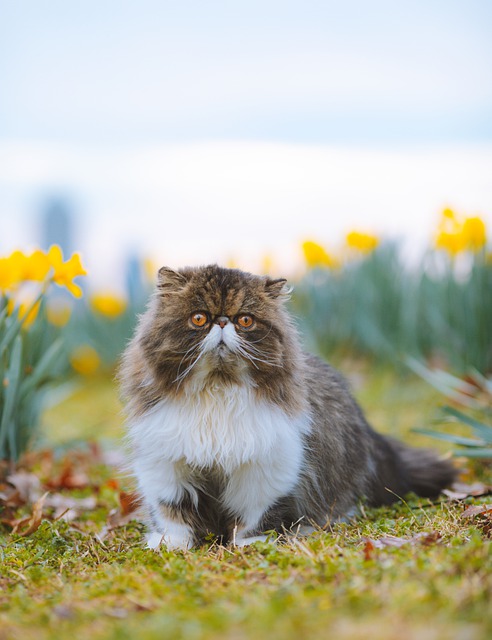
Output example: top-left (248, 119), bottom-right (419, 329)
top-left (233, 534), bottom-right (269, 547)
top-left (146, 530), bottom-right (193, 551)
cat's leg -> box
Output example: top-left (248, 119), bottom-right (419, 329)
top-left (233, 534), bottom-right (269, 547)
top-left (145, 515), bottom-right (193, 551)
top-left (134, 458), bottom-right (195, 550)
top-left (224, 455), bottom-right (301, 546)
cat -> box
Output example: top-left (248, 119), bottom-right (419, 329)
top-left (120, 264), bottom-right (456, 550)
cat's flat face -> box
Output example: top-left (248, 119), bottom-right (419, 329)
top-left (139, 265), bottom-right (293, 392)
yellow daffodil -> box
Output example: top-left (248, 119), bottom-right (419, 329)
top-left (261, 253), bottom-right (274, 275)
top-left (346, 231), bottom-right (380, 253)
top-left (0, 246), bottom-right (87, 296)
top-left (462, 217), bottom-right (487, 252)
top-left (90, 292), bottom-right (127, 318)
top-left (302, 240), bottom-right (337, 269)
top-left (46, 300), bottom-right (72, 327)
top-left (0, 251), bottom-right (25, 292)
top-left (143, 257), bottom-right (158, 282)
top-left (23, 250), bottom-right (51, 281)
top-left (70, 344), bottom-right (101, 375)
top-left (435, 208), bottom-right (487, 256)
top-left (0, 257), bottom-right (13, 292)
top-left (6, 298), bottom-right (41, 328)
top-left (48, 245), bottom-right (87, 298)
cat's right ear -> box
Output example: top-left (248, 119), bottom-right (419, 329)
top-left (157, 267), bottom-right (188, 291)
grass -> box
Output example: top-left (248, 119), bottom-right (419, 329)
top-left (1, 362), bottom-right (491, 640)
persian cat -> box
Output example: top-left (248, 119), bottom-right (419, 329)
top-left (120, 265), bottom-right (455, 549)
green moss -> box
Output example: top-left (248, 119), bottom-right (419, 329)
top-left (1, 370), bottom-right (491, 639)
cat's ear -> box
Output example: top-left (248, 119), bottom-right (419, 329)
top-left (264, 277), bottom-right (292, 301)
top-left (157, 267), bottom-right (189, 291)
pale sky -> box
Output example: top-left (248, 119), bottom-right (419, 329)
top-left (1, 1), bottom-right (491, 286)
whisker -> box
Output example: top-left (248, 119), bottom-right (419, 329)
top-left (246, 324), bottom-right (274, 345)
top-left (238, 336), bottom-right (279, 360)
top-left (234, 345), bottom-right (260, 369)
top-left (174, 348), bottom-right (206, 386)
top-left (170, 344), bottom-right (202, 355)
top-left (175, 342), bottom-right (202, 377)
top-left (235, 343), bottom-right (281, 368)
top-left (174, 342), bottom-right (206, 385)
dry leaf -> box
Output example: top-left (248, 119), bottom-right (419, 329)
top-left (362, 531), bottom-right (441, 551)
top-left (14, 492), bottom-right (49, 537)
top-left (462, 504), bottom-right (492, 518)
top-left (6, 471), bottom-right (41, 503)
top-left (0, 482), bottom-right (25, 508)
top-left (45, 459), bottom-right (90, 490)
top-left (119, 491), bottom-right (140, 516)
top-left (461, 503), bottom-right (492, 537)
top-left (44, 494), bottom-right (98, 520)
top-left (363, 538), bottom-right (376, 561)
top-left (442, 482), bottom-right (492, 501)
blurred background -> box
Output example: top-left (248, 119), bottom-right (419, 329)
top-left (1, 0), bottom-right (491, 284)
top-left (1, 0), bottom-right (491, 462)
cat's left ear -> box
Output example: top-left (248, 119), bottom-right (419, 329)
top-left (264, 277), bottom-right (292, 301)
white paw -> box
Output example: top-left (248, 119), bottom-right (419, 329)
top-left (146, 531), bottom-right (165, 550)
top-left (145, 529), bottom-right (192, 551)
top-left (233, 534), bottom-right (269, 547)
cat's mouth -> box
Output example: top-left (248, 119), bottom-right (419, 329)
top-left (215, 342), bottom-right (232, 357)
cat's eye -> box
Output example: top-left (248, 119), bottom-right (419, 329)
top-left (191, 312), bottom-right (208, 327)
top-left (237, 315), bottom-right (254, 329)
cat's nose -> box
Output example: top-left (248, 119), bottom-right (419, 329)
top-left (216, 316), bottom-right (229, 329)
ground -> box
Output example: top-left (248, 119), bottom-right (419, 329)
top-left (1, 361), bottom-right (491, 640)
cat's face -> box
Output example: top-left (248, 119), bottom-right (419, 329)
top-left (139, 265), bottom-right (295, 392)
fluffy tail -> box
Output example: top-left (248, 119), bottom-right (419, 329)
top-left (394, 441), bottom-right (458, 498)
top-left (368, 434), bottom-right (457, 506)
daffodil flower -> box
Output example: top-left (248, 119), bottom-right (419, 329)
top-left (346, 231), bottom-right (379, 253)
top-left (23, 250), bottom-right (51, 281)
top-left (90, 292), bottom-right (127, 318)
top-left (0, 251), bottom-right (25, 292)
top-left (48, 245), bottom-right (87, 298)
top-left (302, 240), bottom-right (338, 269)
top-left (70, 344), bottom-right (101, 375)
top-left (435, 209), bottom-right (487, 256)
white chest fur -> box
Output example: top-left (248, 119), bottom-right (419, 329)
top-left (129, 382), bottom-right (311, 547)
top-left (129, 382), bottom-right (310, 473)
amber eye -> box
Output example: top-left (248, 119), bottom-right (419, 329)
top-left (191, 312), bottom-right (208, 327)
top-left (237, 315), bottom-right (254, 329)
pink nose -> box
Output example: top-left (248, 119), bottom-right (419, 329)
top-left (217, 316), bottom-right (229, 329)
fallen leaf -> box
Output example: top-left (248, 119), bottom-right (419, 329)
top-left (443, 482), bottom-right (492, 501)
top-left (45, 459), bottom-right (90, 490)
top-left (44, 494), bottom-right (98, 520)
top-left (98, 495), bottom-right (143, 540)
top-left (362, 531), bottom-right (441, 551)
top-left (0, 483), bottom-right (25, 508)
top-left (461, 503), bottom-right (492, 537)
top-left (6, 471), bottom-right (41, 503)
top-left (14, 492), bottom-right (49, 537)
top-left (119, 491), bottom-right (140, 516)
top-left (105, 478), bottom-right (120, 491)
top-left (462, 504), bottom-right (492, 518)
top-left (363, 538), bottom-right (376, 561)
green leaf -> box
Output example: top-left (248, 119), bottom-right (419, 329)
top-left (0, 308), bottom-right (23, 356)
top-left (441, 406), bottom-right (492, 443)
top-left (19, 338), bottom-right (64, 398)
top-left (0, 334), bottom-right (23, 459)
top-left (405, 358), bottom-right (478, 408)
top-left (412, 427), bottom-right (486, 447)
top-left (451, 448), bottom-right (492, 459)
